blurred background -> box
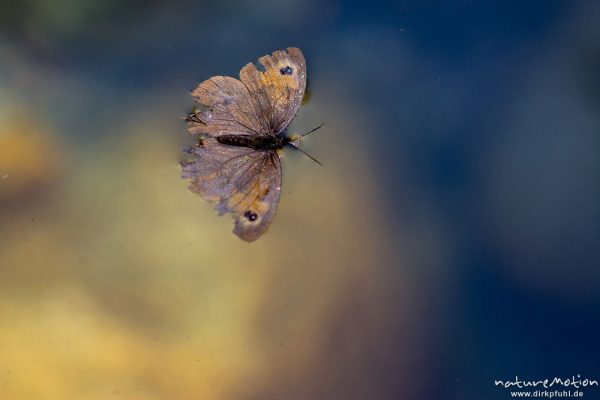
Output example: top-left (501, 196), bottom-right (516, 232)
top-left (1, 1), bottom-right (599, 399)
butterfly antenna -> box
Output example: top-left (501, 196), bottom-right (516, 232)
top-left (297, 123), bottom-right (324, 138)
top-left (287, 142), bottom-right (322, 166)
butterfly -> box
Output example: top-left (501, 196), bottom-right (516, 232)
top-left (181, 47), bottom-right (318, 242)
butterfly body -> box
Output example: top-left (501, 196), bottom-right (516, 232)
top-left (182, 47), bottom-right (307, 242)
top-left (216, 134), bottom-right (289, 151)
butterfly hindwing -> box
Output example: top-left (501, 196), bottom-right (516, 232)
top-left (188, 76), bottom-right (269, 136)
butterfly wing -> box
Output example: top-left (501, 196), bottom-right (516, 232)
top-left (187, 76), bottom-right (270, 137)
top-left (182, 139), bottom-right (282, 242)
top-left (240, 47), bottom-right (307, 134)
top-left (183, 48), bottom-right (306, 241)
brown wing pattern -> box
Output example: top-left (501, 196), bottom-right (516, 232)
top-left (187, 76), bottom-right (269, 137)
top-left (240, 47), bottom-right (307, 134)
top-left (182, 139), bottom-right (282, 242)
top-left (182, 48), bottom-right (306, 241)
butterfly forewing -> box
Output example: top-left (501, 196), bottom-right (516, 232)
top-left (240, 47), bottom-right (307, 134)
top-left (182, 139), bottom-right (282, 242)
top-left (231, 153), bottom-right (281, 241)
